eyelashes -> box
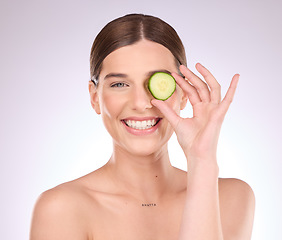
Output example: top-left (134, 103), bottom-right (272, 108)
top-left (109, 76), bottom-right (151, 89)
top-left (110, 82), bottom-right (129, 88)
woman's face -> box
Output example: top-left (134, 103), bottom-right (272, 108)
top-left (89, 39), bottom-right (187, 156)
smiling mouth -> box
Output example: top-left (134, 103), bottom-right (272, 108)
top-left (122, 118), bottom-right (161, 130)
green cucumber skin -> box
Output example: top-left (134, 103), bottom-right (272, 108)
top-left (148, 72), bottom-right (176, 101)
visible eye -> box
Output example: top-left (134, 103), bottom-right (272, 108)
top-left (110, 82), bottom-right (129, 88)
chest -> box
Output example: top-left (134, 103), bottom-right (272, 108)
top-left (88, 194), bottom-right (185, 240)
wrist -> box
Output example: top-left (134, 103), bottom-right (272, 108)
top-left (187, 158), bottom-right (219, 177)
top-left (184, 150), bottom-right (217, 163)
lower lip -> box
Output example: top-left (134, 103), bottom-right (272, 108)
top-left (121, 120), bottom-right (161, 136)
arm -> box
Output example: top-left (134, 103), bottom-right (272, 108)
top-left (179, 161), bottom-right (222, 240)
top-left (152, 63), bottom-right (255, 239)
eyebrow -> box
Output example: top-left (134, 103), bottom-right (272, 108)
top-left (147, 69), bottom-right (171, 76)
top-left (104, 73), bottom-right (128, 80)
top-left (103, 69), bottom-right (172, 80)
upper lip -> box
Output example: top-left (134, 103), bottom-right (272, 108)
top-left (122, 116), bottom-right (162, 121)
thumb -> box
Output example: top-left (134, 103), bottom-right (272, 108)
top-left (151, 99), bottom-right (181, 130)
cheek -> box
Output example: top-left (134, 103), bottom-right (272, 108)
top-left (99, 91), bottom-right (128, 121)
top-left (100, 93), bottom-right (119, 118)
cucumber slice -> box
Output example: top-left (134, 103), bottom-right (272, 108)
top-left (148, 72), bottom-right (176, 100)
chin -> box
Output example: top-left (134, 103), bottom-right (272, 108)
top-left (119, 134), bottom-right (171, 157)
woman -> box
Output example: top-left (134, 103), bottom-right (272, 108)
top-left (30, 14), bottom-right (255, 239)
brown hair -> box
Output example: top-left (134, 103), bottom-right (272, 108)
top-left (90, 13), bottom-right (187, 86)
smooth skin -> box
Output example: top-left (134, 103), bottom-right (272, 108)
top-left (30, 40), bottom-right (255, 240)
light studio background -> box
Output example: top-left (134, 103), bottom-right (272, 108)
top-left (1, 0), bottom-right (281, 239)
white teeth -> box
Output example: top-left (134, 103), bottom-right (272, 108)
top-left (124, 119), bottom-right (158, 130)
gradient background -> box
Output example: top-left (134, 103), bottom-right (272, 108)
top-left (1, 0), bottom-right (281, 239)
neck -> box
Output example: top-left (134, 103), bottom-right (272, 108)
top-left (105, 143), bottom-right (175, 202)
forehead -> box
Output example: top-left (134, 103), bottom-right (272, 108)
top-left (100, 40), bottom-right (178, 78)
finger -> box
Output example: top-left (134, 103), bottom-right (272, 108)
top-left (151, 99), bottom-right (181, 130)
top-left (171, 72), bottom-right (201, 106)
top-left (179, 65), bottom-right (211, 102)
top-left (218, 74), bottom-right (239, 115)
top-left (195, 63), bottom-right (221, 104)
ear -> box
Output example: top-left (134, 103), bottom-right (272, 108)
top-left (88, 81), bottom-right (101, 115)
top-left (180, 88), bottom-right (188, 110)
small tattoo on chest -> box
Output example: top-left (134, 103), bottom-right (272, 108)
top-left (141, 203), bottom-right (157, 207)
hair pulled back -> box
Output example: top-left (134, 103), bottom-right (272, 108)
top-left (90, 13), bottom-right (187, 86)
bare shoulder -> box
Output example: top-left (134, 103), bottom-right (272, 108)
top-left (30, 170), bottom-right (107, 240)
top-left (219, 178), bottom-right (255, 199)
top-left (30, 181), bottom-right (90, 240)
top-left (218, 178), bottom-right (256, 239)
top-left (32, 179), bottom-right (91, 213)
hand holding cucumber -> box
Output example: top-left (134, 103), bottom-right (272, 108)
top-left (151, 63), bottom-right (239, 163)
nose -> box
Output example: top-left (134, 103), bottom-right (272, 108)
top-left (131, 85), bottom-right (153, 112)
